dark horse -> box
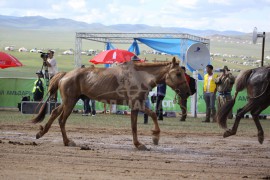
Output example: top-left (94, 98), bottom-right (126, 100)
top-left (31, 58), bottom-right (190, 150)
top-left (217, 66), bottom-right (270, 144)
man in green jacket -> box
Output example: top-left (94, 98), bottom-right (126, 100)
top-left (32, 71), bottom-right (44, 101)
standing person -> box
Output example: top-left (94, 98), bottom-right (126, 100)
top-left (32, 71), bottom-right (44, 101)
top-left (143, 94), bottom-right (151, 124)
top-left (46, 50), bottom-right (58, 79)
top-left (89, 99), bottom-right (96, 116)
top-left (215, 66), bottom-right (235, 119)
top-left (45, 50), bottom-right (58, 101)
top-left (82, 96), bottom-right (91, 116)
top-left (203, 65), bottom-right (218, 123)
top-left (156, 83), bottom-right (166, 120)
top-left (178, 66), bottom-right (191, 121)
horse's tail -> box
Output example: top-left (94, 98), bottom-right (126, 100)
top-left (48, 72), bottom-right (67, 97)
top-left (235, 69), bottom-right (253, 92)
top-left (31, 72), bottom-right (67, 124)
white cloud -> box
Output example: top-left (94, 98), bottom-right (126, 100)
top-left (74, 8), bottom-right (106, 24)
top-left (174, 0), bottom-right (199, 9)
top-left (51, 4), bottom-right (63, 11)
top-left (107, 3), bottom-right (120, 14)
top-left (67, 0), bottom-right (86, 11)
top-left (208, 0), bottom-right (231, 5)
top-left (0, 0), bottom-right (269, 32)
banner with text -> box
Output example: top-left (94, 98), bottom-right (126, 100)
top-left (0, 78), bottom-right (269, 114)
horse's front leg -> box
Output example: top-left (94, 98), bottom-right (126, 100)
top-left (36, 105), bottom-right (63, 139)
top-left (130, 109), bottom-right (148, 150)
top-left (223, 115), bottom-right (241, 138)
top-left (224, 103), bottom-right (252, 138)
top-left (142, 107), bottom-right (160, 145)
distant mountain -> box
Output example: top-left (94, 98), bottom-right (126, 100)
top-left (0, 15), bottom-right (245, 36)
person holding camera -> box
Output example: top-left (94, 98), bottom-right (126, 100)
top-left (215, 66), bottom-right (235, 119)
top-left (45, 50), bottom-right (58, 79)
top-left (32, 70), bottom-right (44, 101)
top-left (42, 50), bottom-right (58, 101)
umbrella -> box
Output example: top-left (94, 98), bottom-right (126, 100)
top-left (89, 49), bottom-right (139, 64)
top-left (0, 52), bottom-right (23, 69)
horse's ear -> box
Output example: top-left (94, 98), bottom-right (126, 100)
top-left (172, 57), bottom-right (177, 67)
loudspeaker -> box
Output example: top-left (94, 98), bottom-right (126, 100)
top-left (21, 101), bottom-right (60, 114)
top-left (21, 101), bottom-right (45, 114)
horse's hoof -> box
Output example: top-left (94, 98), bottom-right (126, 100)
top-left (36, 132), bottom-right (41, 139)
top-left (258, 136), bottom-right (264, 144)
top-left (68, 141), bottom-right (76, 147)
top-left (223, 130), bottom-right (232, 138)
top-left (137, 144), bottom-right (150, 151)
top-left (152, 136), bottom-right (159, 145)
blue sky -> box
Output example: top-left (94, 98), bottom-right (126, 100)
top-left (0, 0), bottom-right (269, 32)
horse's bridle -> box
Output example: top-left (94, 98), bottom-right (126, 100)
top-left (166, 68), bottom-right (188, 95)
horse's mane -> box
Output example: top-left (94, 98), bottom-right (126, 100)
top-left (133, 61), bottom-right (179, 67)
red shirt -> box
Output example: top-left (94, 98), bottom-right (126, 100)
top-left (185, 73), bottom-right (190, 84)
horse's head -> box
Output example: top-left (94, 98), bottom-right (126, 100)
top-left (165, 57), bottom-right (191, 100)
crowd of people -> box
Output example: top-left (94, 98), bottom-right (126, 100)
top-left (148, 64), bottom-right (235, 124)
top-left (32, 52), bottom-right (235, 122)
top-left (202, 64), bottom-right (235, 123)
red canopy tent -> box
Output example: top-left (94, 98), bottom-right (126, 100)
top-left (89, 49), bottom-right (140, 64)
top-left (0, 52), bottom-right (23, 69)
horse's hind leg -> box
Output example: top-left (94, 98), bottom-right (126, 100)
top-left (142, 107), bottom-right (160, 145)
top-left (36, 104), bottom-right (63, 139)
top-left (224, 102), bottom-right (253, 138)
top-left (251, 115), bottom-right (264, 144)
top-left (58, 98), bottom-right (78, 146)
top-left (250, 105), bottom-right (267, 144)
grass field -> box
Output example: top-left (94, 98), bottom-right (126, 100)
top-left (0, 50), bottom-right (267, 78)
top-left (0, 51), bottom-right (180, 78)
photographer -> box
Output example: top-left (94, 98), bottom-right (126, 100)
top-left (41, 50), bottom-right (58, 101)
top-left (44, 50), bottom-right (58, 79)
top-left (215, 66), bottom-right (235, 119)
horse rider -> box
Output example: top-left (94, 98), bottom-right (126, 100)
top-left (215, 65), bottom-right (235, 119)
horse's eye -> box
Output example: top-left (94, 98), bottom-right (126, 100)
top-left (176, 73), bottom-right (181, 77)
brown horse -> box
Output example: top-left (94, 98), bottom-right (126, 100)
top-left (217, 66), bottom-right (270, 144)
top-left (32, 57), bottom-right (190, 150)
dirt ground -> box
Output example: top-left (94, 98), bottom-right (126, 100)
top-left (0, 122), bottom-right (270, 180)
